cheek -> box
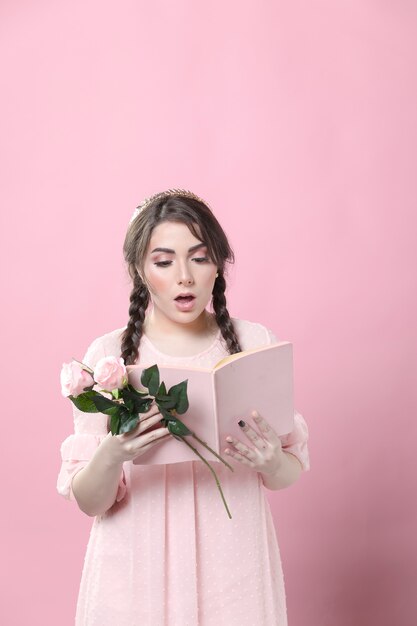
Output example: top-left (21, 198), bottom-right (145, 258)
top-left (145, 267), bottom-right (169, 294)
top-left (203, 267), bottom-right (218, 285)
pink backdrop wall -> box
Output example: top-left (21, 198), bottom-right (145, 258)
top-left (1, 2), bottom-right (416, 625)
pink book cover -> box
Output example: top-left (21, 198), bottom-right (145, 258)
top-left (130, 341), bottom-right (294, 465)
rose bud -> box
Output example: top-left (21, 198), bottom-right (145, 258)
top-left (94, 356), bottom-right (127, 391)
top-left (60, 361), bottom-right (94, 398)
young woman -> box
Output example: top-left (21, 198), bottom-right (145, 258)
top-left (57, 189), bottom-right (310, 626)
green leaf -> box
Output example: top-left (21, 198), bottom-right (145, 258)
top-left (157, 381), bottom-right (167, 396)
top-left (176, 388), bottom-right (189, 414)
top-left (140, 365), bottom-right (155, 388)
top-left (155, 396), bottom-right (177, 410)
top-left (110, 412), bottom-right (121, 435)
top-left (167, 417), bottom-right (192, 437)
top-left (126, 383), bottom-right (148, 398)
top-left (121, 388), bottom-right (152, 414)
top-left (119, 414), bottom-right (140, 434)
top-left (120, 390), bottom-right (134, 412)
top-left (168, 380), bottom-right (189, 414)
top-left (91, 394), bottom-right (121, 415)
top-left (141, 365), bottom-right (160, 396)
top-left (69, 392), bottom-right (100, 413)
top-left (157, 407), bottom-right (174, 424)
top-left (108, 406), bottom-right (132, 435)
top-left (139, 399), bottom-right (153, 415)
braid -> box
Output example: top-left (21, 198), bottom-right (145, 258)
top-left (120, 274), bottom-right (150, 365)
top-left (212, 272), bottom-right (242, 354)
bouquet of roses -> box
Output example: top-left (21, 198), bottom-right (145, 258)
top-left (60, 356), bottom-right (233, 518)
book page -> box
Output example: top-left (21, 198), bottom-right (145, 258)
top-left (214, 342), bottom-right (294, 440)
top-left (213, 341), bottom-right (287, 370)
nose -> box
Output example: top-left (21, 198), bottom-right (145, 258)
top-left (177, 260), bottom-right (194, 285)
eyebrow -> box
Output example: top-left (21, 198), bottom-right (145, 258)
top-left (150, 243), bottom-right (207, 254)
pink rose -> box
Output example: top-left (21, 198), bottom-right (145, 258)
top-left (94, 356), bottom-right (127, 391)
top-left (60, 361), bottom-right (94, 397)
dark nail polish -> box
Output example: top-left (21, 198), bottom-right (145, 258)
top-left (238, 420), bottom-right (246, 428)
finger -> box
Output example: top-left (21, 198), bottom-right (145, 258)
top-left (237, 420), bottom-right (268, 451)
top-left (224, 446), bottom-right (255, 467)
top-left (225, 436), bottom-right (258, 461)
top-left (135, 426), bottom-right (170, 449)
top-left (250, 411), bottom-right (281, 446)
top-left (133, 430), bottom-right (171, 455)
top-left (125, 428), bottom-right (170, 454)
top-left (138, 411), bottom-right (163, 434)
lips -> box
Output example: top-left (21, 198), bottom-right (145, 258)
top-left (174, 294), bottom-right (196, 311)
top-left (174, 292), bottom-right (196, 300)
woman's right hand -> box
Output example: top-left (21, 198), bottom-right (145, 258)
top-left (98, 402), bottom-right (170, 466)
top-left (72, 402), bottom-right (170, 516)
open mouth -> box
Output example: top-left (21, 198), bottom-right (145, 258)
top-left (175, 295), bottom-right (195, 302)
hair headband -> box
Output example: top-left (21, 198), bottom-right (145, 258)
top-left (129, 189), bottom-right (211, 225)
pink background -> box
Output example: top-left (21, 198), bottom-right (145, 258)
top-left (1, 2), bottom-right (416, 625)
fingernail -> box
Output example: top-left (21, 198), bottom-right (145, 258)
top-left (226, 436), bottom-right (233, 443)
top-left (238, 420), bottom-right (246, 428)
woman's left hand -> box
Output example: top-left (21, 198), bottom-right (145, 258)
top-left (224, 410), bottom-right (285, 476)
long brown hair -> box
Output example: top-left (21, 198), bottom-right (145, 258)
top-left (120, 193), bottom-right (242, 364)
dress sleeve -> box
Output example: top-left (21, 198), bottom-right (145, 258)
top-left (56, 336), bottom-right (127, 502)
top-left (265, 327), bottom-right (310, 472)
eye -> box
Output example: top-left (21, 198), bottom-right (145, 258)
top-left (154, 257), bottom-right (209, 267)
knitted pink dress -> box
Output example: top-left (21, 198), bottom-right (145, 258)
top-left (57, 317), bottom-right (309, 626)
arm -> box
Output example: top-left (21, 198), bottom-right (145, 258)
top-left (72, 407), bottom-right (169, 516)
top-left (72, 440), bottom-right (125, 516)
top-left (58, 335), bottom-right (170, 516)
top-left (259, 450), bottom-right (302, 490)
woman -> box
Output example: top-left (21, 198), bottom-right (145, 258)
top-left (57, 189), bottom-right (309, 625)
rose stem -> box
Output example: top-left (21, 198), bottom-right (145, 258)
top-left (190, 433), bottom-right (234, 472)
top-left (180, 437), bottom-right (232, 519)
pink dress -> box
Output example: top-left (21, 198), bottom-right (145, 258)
top-left (57, 317), bottom-right (310, 626)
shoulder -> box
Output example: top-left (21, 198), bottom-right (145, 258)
top-left (230, 317), bottom-right (279, 351)
top-left (82, 327), bottom-right (126, 367)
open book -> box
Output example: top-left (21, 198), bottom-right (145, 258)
top-left (129, 341), bottom-right (294, 465)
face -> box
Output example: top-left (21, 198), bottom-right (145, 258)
top-left (140, 221), bottom-right (218, 328)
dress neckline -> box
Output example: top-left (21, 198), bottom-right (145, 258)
top-left (141, 328), bottom-right (222, 359)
